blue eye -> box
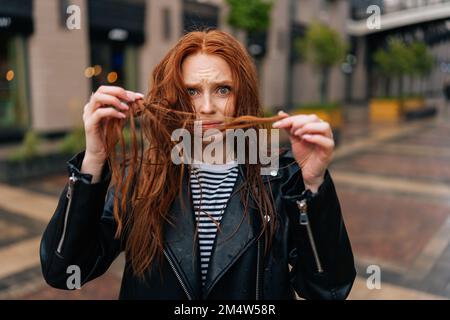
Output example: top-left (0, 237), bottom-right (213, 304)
top-left (217, 86), bottom-right (231, 95)
top-left (187, 88), bottom-right (197, 96)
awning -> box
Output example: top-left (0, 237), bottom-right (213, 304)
top-left (0, 0), bottom-right (33, 35)
top-left (88, 0), bottom-right (146, 45)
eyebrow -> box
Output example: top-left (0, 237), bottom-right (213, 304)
top-left (184, 81), bottom-right (233, 88)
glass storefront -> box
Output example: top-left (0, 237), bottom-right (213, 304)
top-left (0, 33), bottom-right (30, 131)
top-left (90, 42), bottom-right (138, 91)
top-left (87, 0), bottom-right (144, 92)
top-left (0, 0), bottom-right (32, 135)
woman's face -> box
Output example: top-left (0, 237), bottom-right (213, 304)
top-left (182, 53), bottom-right (235, 130)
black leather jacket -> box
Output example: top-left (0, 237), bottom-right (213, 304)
top-left (40, 150), bottom-right (356, 300)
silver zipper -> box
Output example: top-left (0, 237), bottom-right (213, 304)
top-left (163, 249), bottom-right (192, 300)
top-left (296, 199), bottom-right (324, 273)
top-left (57, 173), bottom-right (78, 254)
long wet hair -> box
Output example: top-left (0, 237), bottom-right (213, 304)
top-left (102, 29), bottom-right (285, 277)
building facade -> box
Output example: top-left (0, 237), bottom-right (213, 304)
top-left (0, 0), bottom-right (350, 139)
top-left (347, 0), bottom-right (450, 102)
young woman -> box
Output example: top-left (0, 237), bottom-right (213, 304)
top-left (40, 30), bottom-right (356, 300)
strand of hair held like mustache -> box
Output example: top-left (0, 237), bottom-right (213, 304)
top-left (131, 99), bottom-right (285, 130)
top-left (102, 97), bottom-right (286, 191)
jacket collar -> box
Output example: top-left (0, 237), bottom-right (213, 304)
top-left (163, 164), bottom-right (281, 299)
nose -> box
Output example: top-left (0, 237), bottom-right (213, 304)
top-left (198, 92), bottom-right (215, 115)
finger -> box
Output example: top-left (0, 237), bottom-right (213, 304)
top-left (277, 110), bottom-right (290, 118)
top-left (272, 114), bottom-right (320, 129)
top-left (87, 93), bottom-right (130, 115)
top-left (301, 134), bottom-right (335, 150)
top-left (293, 122), bottom-right (333, 138)
top-left (97, 86), bottom-right (133, 102)
top-left (89, 107), bottom-right (127, 125)
top-left (288, 116), bottom-right (324, 135)
top-left (126, 90), bottom-right (145, 101)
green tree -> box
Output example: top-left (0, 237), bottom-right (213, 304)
top-left (295, 22), bottom-right (347, 104)
top-left (58, 127), bottom-right (86, 155)
top-left (8, 130), bottom-right (42, 162)
top-left (374, 38), bottom-right (433, 98)
top-left (226, 0), bottom-right (273, 85)
top-left (226, 0), bottom-right (273, 33)
top-left (373, 47), bottom-right (393, 96)
top-left (410, 41), bottom-right (434, 95)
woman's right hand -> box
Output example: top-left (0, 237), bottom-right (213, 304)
top-left (81, 86), bottom-right (144, 181)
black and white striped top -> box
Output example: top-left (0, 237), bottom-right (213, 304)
top-left (190, 162), bottom-right (239, 287)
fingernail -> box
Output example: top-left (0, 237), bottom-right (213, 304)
top-left (126, 92), bottom-right (134, 101)
top-left (272, 121), bottom-right (281, 128)
top-left (136, 93), bottom-right (145, 99)
top-left (303, 134), bottom-right (312, 139)
top-left (121, 102), bottom-right (130, 110)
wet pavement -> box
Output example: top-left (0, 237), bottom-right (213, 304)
top-left (0, 102), bottom-right (449, 299)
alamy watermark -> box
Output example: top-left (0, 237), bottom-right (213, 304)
top-left (366, 264), bottom-right (381, 290)
top-left (66, 265), bottom-right (81, 290)
top-left (171, 125), bottom-right (280, 175)
top-left (66, 5), bottom-right (81, 30)
top-left (366, 5), bottom-right (381, 30)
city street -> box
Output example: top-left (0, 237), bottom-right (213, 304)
top-left (0, 102), bottom-right (448, 300)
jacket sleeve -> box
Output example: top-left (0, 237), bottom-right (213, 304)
top-left (39, 151), bottom-right (123, 290)
top-left (281, 163), bottom-right (356, 300)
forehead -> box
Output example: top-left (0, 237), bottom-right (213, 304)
top-left (182, 53), bottom-right (232, 84)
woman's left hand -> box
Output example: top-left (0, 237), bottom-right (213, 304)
top-left (272, 111), bottom-right (335, 193)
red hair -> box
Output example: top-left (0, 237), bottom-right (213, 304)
top-left (104, 29), bottom-right (282, 277)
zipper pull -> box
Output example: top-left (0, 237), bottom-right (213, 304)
top-left (297, 199), bottom-right (309, 225)
top-left (67, 173), bottom-right (77, 199)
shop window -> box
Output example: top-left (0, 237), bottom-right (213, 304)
top-left (89, 42), bottom-right (138, 92)
top-left (87, 0), bottom-right (145, 92)
top-left (0, 34), bottom-right (29, 129)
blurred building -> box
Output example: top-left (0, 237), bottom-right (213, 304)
top-left (0, 0), bottom-right (352, 140)
top-left (347, 0), bottom-right (450, 102)
top-left (3, 0), bottom-right (449, 140)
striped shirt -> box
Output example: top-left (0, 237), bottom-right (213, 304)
top-left (190, 161), bottom-right (239, 287)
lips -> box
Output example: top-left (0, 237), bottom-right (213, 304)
top-left (200, 120), bottom-right (223, 129)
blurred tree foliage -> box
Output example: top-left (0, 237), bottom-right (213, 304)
top-left (295, 22), bottom-right (348, 104)
top-left (226, 0), bottom-right (273, 32)
top-left (374, 38), bottom-right (413, 98)
top-left (58, 126), bottom-right (134, 155)
top-left (8, 130), bottom-right (42, 161)
top-left (410, 41), bottom-right (434, 94)
top-left (373, 38), bottom-right (433, 98)
top-left (58, 127), bottom-right (86, 155)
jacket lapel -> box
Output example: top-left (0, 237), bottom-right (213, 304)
top-left (202, 165), bottom-right (266, 299)
top-left (163, 170), bottom-right (202, 299)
